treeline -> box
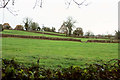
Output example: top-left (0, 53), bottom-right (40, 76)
top-left (0, 19), bottom-right (56, 32)
top-left (0, 17), bottom-right (120, 40)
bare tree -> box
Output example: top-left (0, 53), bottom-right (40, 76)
top-left (0, 0), bottom-right (18, 16)
top-left (115, 30), bottom-right (120, 40)
top-left (0, 0), bottom-right (13, 8)
top-left (0, 0), bottom-right (88, 9)
top-left (23, 17), bottom-right (32, 31)
top-left (65, 0), bottom-right (89, 8)
top-left (0, 0), bottom-right (89, 21)
top-left (33, 0), bottom-right (43, 9)
top-left (65, 17), bottom-right (76, 36)
top-left (59, 17), bottom-right (76, 36)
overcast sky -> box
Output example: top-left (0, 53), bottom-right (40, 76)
top-left (0, 0), bottom-right (119, 35)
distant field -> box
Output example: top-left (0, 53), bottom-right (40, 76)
top-left (2, 30), bottom-right (109, 41)
top-left (2, 30), bottom-right (63, 37)
top-left (2, 38), bottom-right (118, 69)
top-left (37, 31), bottom-right (65, 36)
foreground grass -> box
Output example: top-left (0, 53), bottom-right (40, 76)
top-left (2, 30), bottom-right (108, 41)
top-left (2, 37), bottom-right (118, 69)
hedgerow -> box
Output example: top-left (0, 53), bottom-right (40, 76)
top-left (2, 58), bottom-right (120, 80)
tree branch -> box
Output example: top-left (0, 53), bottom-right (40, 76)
top-left (6, 7), bottom-right (18, 16)
top-left (33, 0), bottom-right (38, 9)
top-left (3, 0), bottom-right (10, 8)
top-left (40, 0), bottom-right (42, 8)
top-left (66, 0), bottom-right (72, 8)
top-left (73, 0), bottom-right (86, 6)
top-left (0, 0), bottom-right (89, 16)
top-left (33, 0), bottom-right (42, 9)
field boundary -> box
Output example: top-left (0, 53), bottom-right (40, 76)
top-left (2, 34), bottom-right (120, 43)
top-left (19, 30), bottom-right (109, 39)
top-left (2, 34), bottom-right (81, 42)
top-left (5, 30), bottom-right (111, 39)
top-left (87, 40), bottom-right (120, 43)
top-left (27, 31), bottom-right (110, 39)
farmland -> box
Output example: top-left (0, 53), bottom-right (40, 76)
top-left (2, 30), bottom-right (109, 41)
top-left (2, 36), bottom-right (118, 69)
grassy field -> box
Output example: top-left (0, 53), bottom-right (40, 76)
top-left (2, 30), bottom-right (109, 41)
top-left (2, 37), bottom-right (118, 69)
top-left (2, 30), bottom-right (63, 37)
top-left (37, 31), bottom-right (65, 36)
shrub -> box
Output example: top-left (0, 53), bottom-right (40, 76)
top-left (42, 27), bottom-right (56, 32)
top-left (2, 58), bottom-right (120, 80)
top-left (30, 22), bottom-right (39, 31)
top-left (3, 23), bottom-right (11, 29)
top-left (85, 31), bottom-right (94, 37)
top-left (14, 25), bottom-right (24, 30)
top-left (73, 27), bottom-right (83, 36)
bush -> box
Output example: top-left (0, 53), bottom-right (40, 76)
top-left (14, 25), bottom-right (24, 30)
top-left (2, 59), bottom-right (120, 80)
top-left (73, 27), bottom-right (83, 36)
top-left (30, 22), bottom-right (39, 31)
top-left (42, 27), bottom-right (56, 32)
top-left (3, 23), bottom-right (11, 29)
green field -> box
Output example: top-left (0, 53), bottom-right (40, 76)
top-left (2, 30), bottom-right (64, 37)
top-left (2, 37), bottom-right (118, 69)
top-left (2, 30), bottom-right (109, 41)
top-left (37, 31), bottom-right (65, 36)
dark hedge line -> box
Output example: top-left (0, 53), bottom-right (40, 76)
top-left (87, 40), bottom-right (120, 43)
top-left (2, 34), bottom-right (81, 42)
top-left (2, 59), bottom-right (120, 80)
top-left (2, 34), bottom-right (120, 43)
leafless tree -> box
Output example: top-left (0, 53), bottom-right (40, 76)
top-left (0, 0), bottom-right (89, 19)
top-left (0, 0), bottom-right (18, 16)
top-left (23, 17), bottom-right (32, 31)
top-left (0, 0), bottom-right (13, 8)
top-left (33, 0), bottom-right (43, 9)
top-left (59, 17), bottom-right (76, 36)
top-left (65, 17), bottom-right (76, 36)
top-left (115, 30), bottom-right (120, 40)
top-left (0, 0), bottom-right (89, 9)
top-left (65, 0), bottom-right (89, 8)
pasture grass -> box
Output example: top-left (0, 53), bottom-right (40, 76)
top-left (2, 30), bottom-right (108, 41)
top-left (2, 37), bottom-right (118, 69)
top-left (37, 31), bottom-right (65, 35)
